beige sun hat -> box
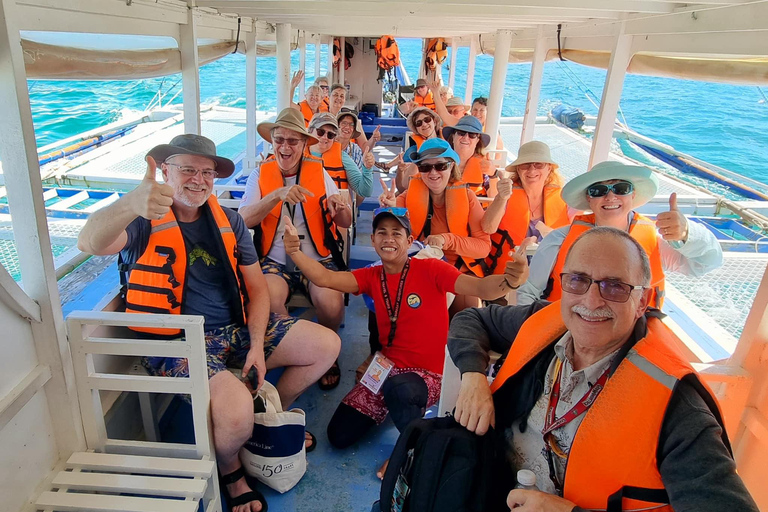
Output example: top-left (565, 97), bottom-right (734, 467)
top-left (505, 141), bottom-right (559, 173)
top-left (257, 108), bottom-right (319, 146)
top-left (406, 107), bottom-right (442, 133)
top-left (446, 96), bottom-right (470, 111)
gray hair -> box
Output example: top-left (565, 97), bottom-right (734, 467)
top-left (566, 226), bottom-right (652, 287)
top-left (306, 85), bottom-right (322, 96)
top-left (314, 76), bottom-right (330, 86)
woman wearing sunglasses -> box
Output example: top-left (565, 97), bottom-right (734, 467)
top-left (480, 141), bottom-right (571, 277)
top-left (442, 116), bottom-right (495, 198)
top-left (516, 160), bottom-right (723, 308)
top-left (380, 138), bottom-right (491, 314)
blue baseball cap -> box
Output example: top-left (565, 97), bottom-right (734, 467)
top-left (403, 138), bottom-right (460, 165)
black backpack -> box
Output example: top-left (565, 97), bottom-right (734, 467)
top-left (379, 416), bottom-right (494, 512)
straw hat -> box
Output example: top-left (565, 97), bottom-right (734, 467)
top-left (561, 161), bottom-right (659, 211)
top-left (147, 134), bottom-right (235, 178)
top-left (415, 78), bottom-right (428, 88)
top-left (403, 138), bottom-right (460, 166)
top-left (445, 96), bottom-right (470, 111)
top-left (406, 107), bottom-right (442, 133)
top-left (442, 116), bottom-right (491, 147)
top-left (336, 109), bottom-right (362, 139)
top-left (505, 141), bottom-right (559, 173)
top-left (257, 108), bottom-right (319, 146)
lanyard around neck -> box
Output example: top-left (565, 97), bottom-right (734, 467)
top-left (379, 258), bottom-right (411, 347)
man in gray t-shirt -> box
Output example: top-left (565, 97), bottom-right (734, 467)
top-left (78, 134), bottom-right (340, 512)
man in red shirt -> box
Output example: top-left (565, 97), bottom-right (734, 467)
top-left (283, 207), bottom-right (531, 476)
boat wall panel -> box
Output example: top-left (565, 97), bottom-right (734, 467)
top-left (0, 392), bottom-right (58, 512)
top-left (0, 301), bottom-right (39, 400)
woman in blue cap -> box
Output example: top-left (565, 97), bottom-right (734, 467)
top-left (442, 116), bottom-right (495, 198)
top-left (379, 138), bottom-right (491, 313)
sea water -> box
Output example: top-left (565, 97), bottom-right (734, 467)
top-left (24, 38), bottom-right (768, 183)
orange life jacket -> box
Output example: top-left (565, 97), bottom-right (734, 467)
top-left (299, 100), bottom-right (318, 127)
top-left (322, 97), bottom-right (330, 111)
top-left (424, 38), bottom-right (448, 71)
top-left (258, 155), bottom-right (345, 266)
top-left (312, 142), bottom-right (347, 190)
top-left (459, 154), bottom-right (487, 197)
top-left (491, 302), bottom-right (728, 512)
top-left (481, 185), bottom-right (569, 275)
top-left (405, 177), bottom-right (484, 277)
top-left (414, 90), bottom-right (436, 110)
top-left (409, 130), bottom-right (442, 150)
top-left (124, 196), bottom-right (246, 336)
top-left (375, 35), bottom-right (400, 71)
top-left (547, 212), bottom-right (665, 308)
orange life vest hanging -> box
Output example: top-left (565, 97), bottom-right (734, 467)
top-left (491, 302), bottom-right (729, 512)
top-left (333, 38), bottom-right (354, 70)
top-left (124, 196), bottom-right (247, 336)
top-left (258, 155), bottom-right (345, 267)
top-left (546, 212), bottom-right (665, 308)
top-left (481, 185), bottom-right (569, 275)
top-left (405, 177), bottom-right (483, 277)
top-left (424, 38), bottom-right (448, 71)
top-left (375, 35), bottom-right (400, 71)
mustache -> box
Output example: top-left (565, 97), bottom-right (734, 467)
top-left (571, 304), bottom-right (614, 320)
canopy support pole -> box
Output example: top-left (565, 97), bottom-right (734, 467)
top-left (448, 38), bottom-right (458, 92)
top-left (589, 22), bottom-right (632, 168)
top-left (298, 31), bottom-right (306, 101)
top-left (179, 6), bottom-right (201, 135)
top-left (464, 34), bottom-right (478, 106)
top-left (327, 36), bottom-right (334, 83)
top-left (521, 26), bottom-right (547, 146)
top-left (486, 30), bottom-right (512, 158)
top-left (0, 0), bottom-right (84, 456)
top-left (314, 33), bottom-right (321, 79)
top-left (339, 36), bottom-right (345, 86)
top-left (244, 22), bottom-right (258, 172)
top-left (276, 23), bottom-right (292, 111)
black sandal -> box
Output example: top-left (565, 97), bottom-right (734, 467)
top-left (220, 466), bottom-right (268, 512)
top-left (305, 430), bottom-right (317, 453)
top-left (318, 359), bottom-right (341, 390)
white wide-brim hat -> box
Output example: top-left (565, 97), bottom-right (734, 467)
top-left (561, 160), bottom-right (659, 211)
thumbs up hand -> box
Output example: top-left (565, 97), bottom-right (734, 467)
top-left (379, 177), bottom-right (397, 207)
top-left (283, 215), bottom-right (301, 255)
top-left (363, 147), bottom-right (375, 169)
top-left (503, 237), bottom-right (534, 290)
top-left (131, 156), bottom-right (175, 220)
top-left (656, 192), bottom-right (689, 242)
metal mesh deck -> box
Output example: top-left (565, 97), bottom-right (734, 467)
top-left (498, 123), bottom-right (709, 198)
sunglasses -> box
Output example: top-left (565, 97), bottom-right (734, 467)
top-left (560, 273), bottom-right (645, 303)
top-left (587, 180), bottom-right (634, 198)
top-left (414, 117), bottom-right (433, 128)
top-left (455, 130), bottom-right (479, 140)
top-left (374, 206), bottom-right (409, 217)
top-left (273, 136), bottom-right (303, 147)
top-left (315, 128), bottom-right (337, 140)
top-left (319, 85), bottom-right (329, 90)
top-left (417, 162), bottom-right (451, 173)
top-left (517, 162), bottom-right (547, 171)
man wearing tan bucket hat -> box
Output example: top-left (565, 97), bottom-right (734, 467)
top-left (240, 108), bottom-right (352, 389)
top-left (516, 160), bottom-right (723, 308)
top-left (480, 141), bottom-right (571, 277)
top-left (78, 133), bottom-right (341, 511)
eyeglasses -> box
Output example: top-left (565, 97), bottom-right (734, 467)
top-left (414, 117), bottom-right (433, 128)
top-left (272, 136), bottom-right (304, 147)
top-left (315, 128), bottom-right (337, 140)
top-left (165, 163), bottom-right (218, 180)
top-left (560, 272), bottom-right (645, 303)
top-left (339, 121), bottom-right (355, 129)
top-left (417, 162), bottom-right (451, 173)
top-left (455, 130), bottom-right (479, 140)
top-left (586, 180), bottom-right (634, 198)
top-left (518, 162), bottom-right (548, 171)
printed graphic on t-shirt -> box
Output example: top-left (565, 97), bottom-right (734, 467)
top-left (189, 245), bottom-right (219, 267)
top-left (406, 293), bottom-right (422, 308)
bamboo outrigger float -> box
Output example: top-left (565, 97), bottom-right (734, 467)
top-left (1, 1), bottom-right (767, 511)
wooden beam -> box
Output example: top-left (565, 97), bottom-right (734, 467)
top-left (276, 23), bottom-right (292, 111)
top-left (0, 264), bottom-right (42, 322)
top-left (180, 5), bottom-right (201, 135)
top-left (245, 21), bottom-right (258, 171)
top-left (0, 365), bottom-right (51, 431)
top-left (520, 25), bottom-right (547, 145)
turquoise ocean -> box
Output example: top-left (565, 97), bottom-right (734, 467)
top-left (27, 38), bottom-right (768, 183)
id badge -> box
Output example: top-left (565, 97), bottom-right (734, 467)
top-left (360, 351), bottom-right (394, 395)
top-left (392, 473), bottom-right (410, 512)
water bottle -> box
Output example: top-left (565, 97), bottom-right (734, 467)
top-left (514, 469), bottom-right (538, 491)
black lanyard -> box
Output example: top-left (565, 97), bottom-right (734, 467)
top-left (380, 258), bottom-right (411, 347)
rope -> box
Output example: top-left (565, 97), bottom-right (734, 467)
top-left (556, 60), bottom-right (629, 128)
top-left (231, 18), bottom-right (241, 54)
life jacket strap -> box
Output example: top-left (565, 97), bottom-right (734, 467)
top-left (607, 486), bottom-right (669, 512)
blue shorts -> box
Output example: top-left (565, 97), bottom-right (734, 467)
top-left (261, 257), bottom-right (339, 303)
top-left (142, 313), bottom-right (299, 379)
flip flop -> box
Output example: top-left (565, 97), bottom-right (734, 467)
top-left (305, 430), bottom-right (317, 453)
top-left (318, 359), bottom-right (341, 390)
top-left (220, 466), bottom-right (268, 512)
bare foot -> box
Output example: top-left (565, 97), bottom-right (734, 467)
top-left (226, 475), bottom-right (264, 512)
top-left (356, 353), bottom-right (375, 382)
top-left (377, 458), bottom-right (390, 480)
